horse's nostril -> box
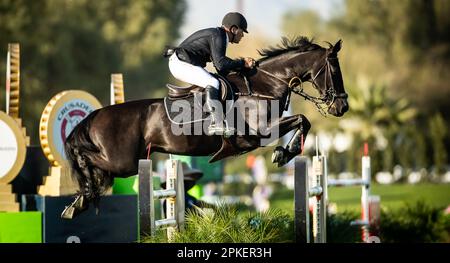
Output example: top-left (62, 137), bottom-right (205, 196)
top-left (343, 103), bottom-right (349, 112)
top-left (338, 100), bottom-right (348, 113)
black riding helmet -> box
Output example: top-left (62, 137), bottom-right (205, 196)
top-left (222, 12), bottom-right (248, 33)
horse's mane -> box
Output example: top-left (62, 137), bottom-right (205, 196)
top-left (258, 36), bottom-right (323, 62)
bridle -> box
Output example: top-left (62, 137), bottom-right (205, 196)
top-left (257, 56), bottom-right (348, 116)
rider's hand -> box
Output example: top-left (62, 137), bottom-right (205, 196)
top-left (244, 57), bottom-right (256, 68)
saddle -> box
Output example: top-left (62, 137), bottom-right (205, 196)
top-left (163, 73), bottom-right (248, 163)
top-left (166, 74), bottom-right (231, 102)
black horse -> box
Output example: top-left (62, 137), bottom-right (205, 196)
top-left (62, 37), bottom-right (348, 218)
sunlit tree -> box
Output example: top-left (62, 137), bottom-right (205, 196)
top-left (0, 0), bottom-right (186, 143)
top-left (340, 83), bottom-right (417, 172)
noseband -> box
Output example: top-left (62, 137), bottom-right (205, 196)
top-left (258, 56), bottom-right (348, 116)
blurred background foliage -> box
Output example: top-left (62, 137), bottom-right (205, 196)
top-left (0, 0), bottom-right (186, 144)
top-left (282, 0), bottom-right (450, 176)
top-left (229, 0), bottom-right (450, 176)
top-left (0, 0), bottom-right (449, 176)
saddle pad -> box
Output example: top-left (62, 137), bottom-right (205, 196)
top-left (164, 92), bottom-right (235, 125)
top-left (164, 93), bottom-right (210, 125)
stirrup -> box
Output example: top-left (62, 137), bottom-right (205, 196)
top-left (207, 121), bottom-right (235, 138)
top-left (223, 120), bottom-right (235, 138)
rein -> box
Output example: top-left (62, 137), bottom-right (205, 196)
top-left (257, 57), bottom-right (347, 116)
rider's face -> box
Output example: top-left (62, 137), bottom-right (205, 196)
top-left (231, 28), bottom-right (244, 43)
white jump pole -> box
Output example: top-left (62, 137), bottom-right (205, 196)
top-left (297, 140), bottom-right (380, 243)
top-left (140, 159), bottom-right (185, 241)
top-left (165, 159), bottom-right (185, 241)
top-left (311, 136), bottom-right (326, 243)
top-left (361, 142), bottom-right (371, 242)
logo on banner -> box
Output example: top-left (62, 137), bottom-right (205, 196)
top-left (53, 100), bottom-right (96, 159)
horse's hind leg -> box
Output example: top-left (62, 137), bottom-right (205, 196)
top-left (93, 168), bottom-right (114, 196)
top-left (88, 167), bottom-right (114, 215)
top-left (272, 114), bottom-right (311, 167)
top-left (61, 166), bottom-right (113, 219)
top-left (61, 159), bottom-right (113, 219)
top-left (61, 165), bottom-right (92, 219)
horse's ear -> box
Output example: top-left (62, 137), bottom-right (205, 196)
top-left (332, 39), bottom-right (342, 53)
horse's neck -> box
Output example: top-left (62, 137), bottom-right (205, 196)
top-left (252, 60), bottom-right (294, 100)
top-left (249, 61), bottom-right (293, 100)
top-left (255, 51), bottom-right (322, 97)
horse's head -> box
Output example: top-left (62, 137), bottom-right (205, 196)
top-left (309, 40), bottom-right (348, 117)
top-left (257, 37), bottom-right (348, 117)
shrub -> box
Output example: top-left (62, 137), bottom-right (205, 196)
top-left (378, 201), bottom-right (450, 243)
top-left (143, 203), bottom-right (294, 243)
top-left (143, 201), bottom-right (450, 243)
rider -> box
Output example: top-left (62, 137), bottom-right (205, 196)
top-left (167, 12), bottom-right (256, 136)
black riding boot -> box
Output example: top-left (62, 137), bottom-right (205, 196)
top-left (205, 86), bottom-right (235, 136)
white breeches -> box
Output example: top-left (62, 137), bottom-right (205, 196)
top-left (168, 53), bottom-right (220, 89)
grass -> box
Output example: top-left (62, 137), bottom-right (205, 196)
top-left (270, 183), bottom-right (450, 214)
top-left (142, 204), bottom-right (294, 243)
top-left (142, 183), bottom-right (450, 243)
top-left (269, 183), bottom-right (450, 243)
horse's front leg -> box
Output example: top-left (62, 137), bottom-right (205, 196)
top-left (271, 114), bottom-right (311, 167)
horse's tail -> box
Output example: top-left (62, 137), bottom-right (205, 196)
top-left (64, 110), bottom-right (104, 200)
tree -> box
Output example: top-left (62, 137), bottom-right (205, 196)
top-left (0, 0), bottom-right (187, 144)
top-left (341, 0), bottom-right (450, 122)
top-left (280, 0), bottom-right (450, 171)
top-left (282, 10), bottom-right (324, 40)
top-left (340, 83), bottom-right (417, 172)
top-left (429, 113), bottom-right (448, 176)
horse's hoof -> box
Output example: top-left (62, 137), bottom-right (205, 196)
top-left (272, 146), bottom-right (285, 164)
top-left (61, 205), bottom-right (75, 219)
top-left (61, 195), bottom-right (88, 220)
